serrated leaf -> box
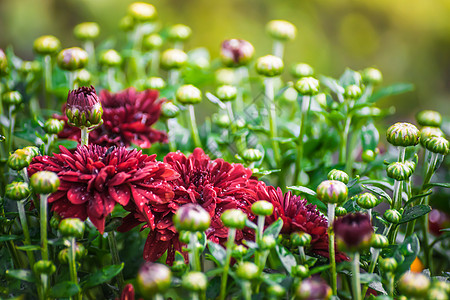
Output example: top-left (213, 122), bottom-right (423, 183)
top-left (399, 205), bottom-right (431, 224)
top-left (5, 269), bottom-right (35, 283)
top-left (368, 83), bottom-right (414, 103)
top-left (287, 186), bottom-right (317, 197)
top-left (49, 281), bottom-right (81, 298)
top-left (81, 263), bottom-right (124, 289)
top-left (275, 244), bottom-right (296, 274)
top-left (207, 241), bottom-right (226, 266)
top-left (263, 218), bottom-right (283, 239)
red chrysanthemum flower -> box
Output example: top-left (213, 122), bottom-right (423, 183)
top-left (27, 145), bottom-right (178, 233)
top-left (255, 182), bottom-right (347, 262)
top-left (58, 88), bottom-right (167, 148)
top-left (119, 148), bottom-right (259, 264)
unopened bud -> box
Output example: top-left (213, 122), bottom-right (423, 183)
top-left (137, 262), bottom-right (172, 296)
top-left (73, 22), bottom-right (100, 40)
top-left (361, 67), bottom-right (382, 85)
top-left (243, 149), bottom-right (263, 163)
top-left (221, 209), bottom-right (247, 229)
top-left (386, 122), bottom-right (420, 147)
top-left (423, 136), bottom-right (449, 155)
top-left (33, 260), bottom-right (56, 275)
top-left (294, 77), bottom-right (320, 96)
top-left (173, 203), bottom-right (211, 232)
top-left (57, 47), bottom-right (89, 71)
top-left (370, 234), bottom-right (388, 249)
top-left (7, 149), bottom-right (32, 171)
top-left (161, 49), bottom-right (188, 70)
top-left (292, 265), bottom-right (309, 278)
top-left (33, 35), bottom-right (61, 56)
top-left (416, 110), bottom-right (442, 127)
top-left (143, 34), bottom-right (163, 50)
top-left (291, 63), bottom-right (314, 78)
top-left (182, 271), bottom-right (207, 292)
top-left (65, 86), bottom-right (103, 128)
top-left (168, 24), bottom-right (192, 42)
top-left (3, 91), bottom-right (22, 106)
top-left (379, 257), bottom-right (397, 273)
top-left (5, 182), bottom-right (30, 201)
top-left (128, 2), bottom-right (157, 22)
top-left (316, 180), bottom-right (348, 204)
top-left (327, 169), bottom-right (349, 184)
top-left (291, 232), bottom-right (312, 247)
top-left (384, 209), bottom-right (402, 224)
top-left (100, 49), bottom-right (122, 67)
top-left (397, 272), bottom-right (430, 298)
top-left (255, 55), bottom-right (284, 77)
top-left (386, 162), bottom-right (412, 181)
top-left (335, 206), bottom-right (347, 217)
top-left (356, 193), bottom-right (378, 209)
top-left (236, 262), bottom-right (259, 280)
top-left (266, 20), bottom-right (297, 41)
top-left (145, 77), bottom-right (166, 90)
top-left (59, 218), bottom-right (85, 238)
top-left (44, 118), bottom-right (64, 135)
top-left (161, 101), bottom-right (179, 119)
top-left (176, 84), bottom-right (202, 105)
top-left (344, 85), bottom-right (362, 100)
top-left (216, 85), bottom-right (237, 102)
top-left (220, 39), bottom-right (254, 67)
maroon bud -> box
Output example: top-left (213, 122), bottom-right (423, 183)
top-left (334, 213), bottom-right (373, 252)
top-left (220, 39), bottom-right (255, 67)
top-left (295, 278), bottom-right (332, 300)
top-left (65, 86), bottom-right (103, 128)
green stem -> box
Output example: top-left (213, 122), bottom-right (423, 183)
top-left (351, 252), bottom-right (361, 300)
top-left (40, 194), bottom-right (49, 261)
top-left (219, 228), bottom-right (236, 300)
top-left (387, 272), bottom-right (394, 298)
top-left (189, 232), bottom-right (201, 272)
top-left (7, 107), bottom-right (15, 155)
top-left (168, 69), bottom-right (180, 86)
top-left (68, 71), bottom-right (76, 90)
top-left (68, 237), bottom-right (81, 300)
top-left (339, 113), bottom-right (352, 164)
top-left (293, 95), bottom-right (310, 185)
top-left (242, 281), bottom-right (252, 300)
top-left (257, 215), bottom-right (264, 244)
top-left (421, 194), bottom-right (432, 273)
top-left (108, 231), bottom-right (125, 289)
top-left (361, 248), bottom-right (380, 297)
top-left (44, 55), bottom-right (52, 108)
top-left (150, 50), bottom-right (160, 75)
top-left (80, 127), bottom-right (89, 146)
top-left (166, 119), bottom-right (177, 152)
top-left (17, 200), bottom-right (36, 267)
top-left (84, 40), bottom-right (96, 71)
top-left (187, 104), bottom-right (202, 148)
top-left (327, 203), bottom-right (337, 295)
top-left (107, 68), bottom-right (116, 92)
top-left (264, 77), bottom-right (281, 166)
top-left (398, 146), bottom-right (406, 163)
top-left (298, 246), bottom-right (306, 264)
top-left (272, 40), bottom-right (284, 59)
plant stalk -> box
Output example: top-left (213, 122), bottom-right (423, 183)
top-left (293, 95), bottom-right (310, 185)
top-left (189, 232), bottom-right (201, 272)
top-left (187, 104), bottom-right (202, 148)
top-left (68, 237), bottom-right (82, 300)
top-left (264, 77), bottom-right (281, 166)
top-left (327, 203), bottom-right (337, 295)
top-left (17, 200), bottom-right (36, 267)
top-left (40, 194), bottom-right (49, 261)
top-left (219, 228), bottom-right (236, 300)
top-left (108, 231), bottom-right (125, 289)
top-left (351, 252), bottom-right (361, 300)
top-left (80, 127), bottom-right (89, 146)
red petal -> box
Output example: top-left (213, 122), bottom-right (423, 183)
top-left (109, 185), bottom-right (131, 206)
top-left (108, 172), bottom-right (131, 186)
top-left (67, 186), bottom-right (90, 204)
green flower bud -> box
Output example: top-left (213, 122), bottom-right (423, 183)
top-left (143, 34), bottom-right (163, 50)
top-left (59, 218), bottom-right (85, 238)
top-left (74, 69), bottom-right (91, 86)
top-left (119, 15), bottom-right (135, 32)
top-left (291, 232), bottom-right (312, 247)
top-left (344, 84), bottom-right (362, 100)
top-left (251, 200), bottom-right (273, 216)
top-left (294, 77), bottom-right (320, 96)
top-left (266, 20), bottom-right (297, 41)
top-left (50, 214), bottom-right (61, 229)
top-left (235, 262), bottom-right (259, 280)
top-left (370, 234), bottom-right (388, 249)
top-left (397, 272), bottom-right (430, 298)
top-left (0, 49), bottom-right (7, 74)
top-left (65, 86), bottom-right (103, 128)
top-left (295, 278), bottom-right (332, 300)
top-left (182, 271), bottom-right (207, 292)
top-left (356, 192), bottom-right (378, 209)
top-left (212, 113), bottom-right (231, 128)
top-left (220, 39), bottom-right (254, 67)
top-left (386, 162), bottom-right (412, 181)
top-left (5, 182), bottom-right (30, 201)
top-left (423, 136), bottom-right (449, 155)
top-left (231, 245), bottom-right (248, 259)
top-left (20, 61), bottom-right (41, 74)
top-left (57, 47), bottom-right (89, 71)
top-left (316, 180), bottom-right (348, 204)
top-left (168, 24), bottom-right (192, 42)
top-left (221, 209), bottom-right (247, 229)
top-left (33, 35), bottom-right (61, 56)
top-left (361, 67), bottom-right (382, 85)
top-left (160, 101), bottom-right (179, 119)
top-left (386, 122), bottom-right (420, 147)
top-left (161, 49), bottom-right (188, 70)
top-left (361, 148), bottom-right (379, 162)
top-left (327, 169), bottom-right (349, 184)
top-left (427, 288), bottom-right (449, 300)
top-left (267, 284), bottom-right (286, 297)
top-left (235, 117), bottom-right (246, 129)
top-left (216, 85), bottom-right (237, 102)
top-left (173, 203), bottom-right (211, 232)
top-left (23, 146), bottom-right (40, 158)
top-left (44, 118), bottom-right (64, 135)
top-left (335, 206), bottom-right (347, 217)
top-left (215, 68), bottom-right (235, 85)
top-left (379, 257), bottom-right (397, 273)
top-left (145, 77), bottom-right (166, 90)
top-left (243, 149), bottom-right (263, 163)
top-left (292, 265), bottom-right (309, 278)
top-left (3, 91), bottom-right (22, 106)
top-left (171, 259), bottom-right (187, 273)
top-left (137, 262), bottom-right (171, 297)
top-left (384, 209), bottom-right (402, 224)
top-left (419, 126), bottom-right (444, 147)
top-left (178, 231), bottom-right (191, 244)
top-left (100, 49), bottom-right (122, 67)
top-left (176, 84), bottom-right (202, 105)
top-left (128, 2), bottom-right (157, 22)
top-left (291, 63), bottom-right (314, 78)
top-left (416, 110), bottom-right (442, 127)
top-left (73, 22), bottom-right (100, 40)
top-left (7, 149), bottom-right (32, 171)
top-left (33, 260), bottom-right (56, 275)
top-left (261, 235), bottom-right (276, 250)
top-left (255, 55), bottom-right (284, 77)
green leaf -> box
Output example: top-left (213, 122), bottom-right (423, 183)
top-left (245, 219), bottom-right (258, 231)
top-left (360, 124), bottom-right (379, 151)
top-left (360, 273), bottom-right (381, 284)
top-left (319, 75), bottom-right (345, 95)
top-left (263, 218), bottom-right (283, 239)
top-left (49, 281), bottom-right (81, 298)
top-left (394, 234), bottom-right (420, 278)
top-left (54, 139), bottom-right (79, 150)
top-left (423, 182), bottom-right (450, 189)
top-left (16, 245), bottom-right (41, 251)
top-left (207, 241), bottom-right (226, 266)
top-left (404, 191), bottom-right (433, 206)
top-left (81, 263), bottom-right (124, 289)
top-left (361, 184), bottom-right (392, 205)
top-left (368, 83), bottom-right (414, 103)
top-left (339, 68), bottom-right (361, 87)
top-left (0, 235), bottom-right (22, 242)
top-left (275, 244), bottom-right (296, 275)
top-left (399, 205), bottom-right (431, 224)
top-left (5, 269), bottom-right (35, 283)
top-left (308, 264), bottom-right (330, 275)
top-left (287, 186), bottom-right (317, 197)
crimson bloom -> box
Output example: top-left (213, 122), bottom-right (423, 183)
top-left (255, 182), bottom-right (347, 262)
top-left (119, 148), bottom-right (259, 264)
top-left (58, 88), bottom-right (167, 148)
top-left (28, 145), bottom-right (178, 233)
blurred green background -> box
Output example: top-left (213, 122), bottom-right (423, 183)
top-left (1, 0), bottom-right (449, 118)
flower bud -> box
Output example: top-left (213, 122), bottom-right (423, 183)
top-left (404, 159), bottom-right (416, 175)
top-left (334, 213), bottom-right (373, 252)
top-left (65, 86), bottom-right (103, 128)
top-left (178, 231), bottom-right (191, 244)
top-left (386, 122), bottom-right (420, 147)
top-left (0, 49), bottom-right (7, 74)
top-left (168, 24), bottom-right (192, 42)
top-left (220, 39), bottom-right (254, 67)
top-left (231, 245), bottom-right (248, 259)
top-left (176, 84), bottom-right (202, 105)
top-left (74, 69), bottom-right (91, 86)
top-left (291, 232), bottom-right (312, 247)
top-left (255, 55), bottom-right (284, 77)
top-left (384, 209), bottom-right (402, 224)
top-left (57, 47), bottom-right (89, 71)
top-left (23, 146), bottom-right (40, 158)
top-left (33, 260), bottom-right (56, 275)
top-left (20, 61), bottom-right (41, 74)
top-left (173, 203), bottom-right (211, 232)
top-left (119, 16), bottom-right (135, 32)
top-left (316, 180), bottom-right (348, 204)
top-left (294, 77), bottom-right (320, 96)
top-left (145, 77), bottom-right (166, 90)
top-left (295, 278), bottom-right (332, 300)
top-left (59, 218), bottom-right (85, 238)
top-left (44, 118), bottom-right (64, 135)
top-left (261, 235), bottom-right (276, 250)
top-left (397, 272), bottom-right (430, 298)
top-left (361, 67), bottom-right (382, 85)
top-left (251, 200), bottom-right (273, 216)
top-left (143, 34), bottom-right (163, 50)
top-left (137, 262), bottom-right (171, 297)
top-left (33, 35), bottom-right (61, 56)
top-left (419, 126), bottom-right (444, 147)
top-left (423, 136), bottom-right (449, 155)
top-left (356, 193), bottom-right (378, 209)
top-left (344, 85), bottom-right (362, 100)
top-left (291, 63), bottom-right (314, 78)
top-left (335, 206), bottom-right (347, 217)
top-left (50, 214), bottom-right (61, 229)
top-left (242, 149), bottom-right (263, 163)
top-left (292, 265), bottom-right (309, 278)
top-left (8, 149), bottom-right (32, 171)
top-left (266, 20), bottom-right (297, 41)
top-left (370, 234), bottom-right (388, 249)
top-left (3, 91), bottom-right (22, 106)
top-left (416, 110), bottom-right (442, 127)
top-left (5, 182), bottom-right (30, 201)
top-left (171, 259), bottom-right (187, 273)
top-left (361, 148), bottom-right (378, 162)
top-left (74, 22), bottom-right (100, 40)
top-left (161, 101), bottom-right (179, 119)
top-left (327, 169), bottom-right (349, 184)
top-left (379, 257), bottom-right (397, 273)
top-left (213, 113), bottom-right (230, 128)
top-left (221, 209), bottom-right (247, 229)
top-left (236, 262), bottom-right (259, 280)
top-left (386, 162), bottom-right (412, 181)
top-left (182, 271), bottom-right (207, 292)
top-left (161, 49), bottom-right (188, 70)
top-left (100, 49), bottom-right (122, 67)
top-left (267, 284), bottom-right (286, 297)
top-left (128, 2), bottom-right (157, 22)
top-left (215, 68), bottom-right (235, 85)
top-left (216, 85), bottom-right (237, 102)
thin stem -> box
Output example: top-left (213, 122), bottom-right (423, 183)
top-left (293, 95), bottom-right (310, 185)
top-left (108, 231), bottom-right (125, 289)
top-left (264, 77), bottom-right (281, 166)
top-left (68, 237), bottom-right (81, 300)
top-left (298, 246), bottom-right (306, 264)
top-left (7, 107), bottom-right (15, 155)
top-left (398, 146), bottom-right (406, 163)
top-left (68, 71), bottom-right (76, 90)
top-left (421, 194), bottom-right (432, 273)
top-left (272, 40), bottom-right (284, 59)
top-left (44, 134), bottom-right (54, 155)
top-left (150, 50), bottom-right (160, 75)
top-left (361, 248), bottom-right (380, 297)
top-left (339, 113), bottom-right (352, 164)
top-left (189, 232), bottom-right (201, 272)
top-left (392, 180), bottom-right (401, 210)
top-left (387, 272), bottom-right (394, 297)
top-left (257, 215), bottom-right (265, 244)
top-left (168, 69), bottom-right (180, 87)
top-left (242, 281), bottom-right (252, 300)
top-left (17, 200), bottom-right (36, 267)
top-left (80, 127), bottom-right (89, 146)
top-left (327, 203), bottom-right (337, 295)
top-left (40, 194), bottom-right (49, 261)
top-left (187, 104), bottom-right (202, 148)
top-left (166, 119), bottom-right (177, 152)
top-left (219, 228), bottom-right (236, 300)
top-left (84, 40), bottom-right (96, 71)
top-left (351, 252), bottom-right (361, 300)
top-left (107, 68), bottom-right (116, 92)
top-left (44, 55), bottom-right (52, 108)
